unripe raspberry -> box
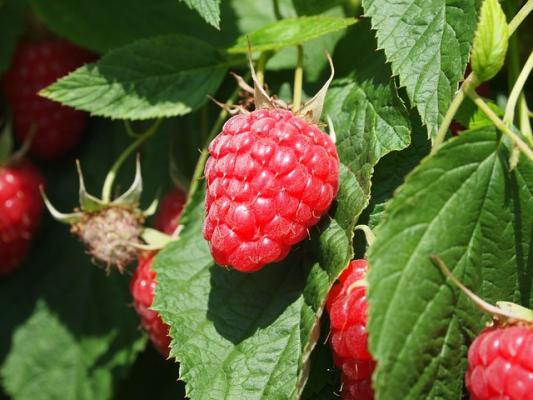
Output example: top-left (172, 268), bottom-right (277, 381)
top-left (130, 253), bottom-right (170, 357)
top-left (203, 108), bottom-right (339, 272)
top-left (326, 259), bottom-right (375, 400)
top-left (72, 206), bottom-right (143, 270)
top-left (465, 325), bottom-right (533, 400)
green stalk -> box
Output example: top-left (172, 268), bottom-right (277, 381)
top-left (508, 0), bottom-right (533, 34)
top-left (292, 45), bottom-right (304, 113)
top-left (432, 79), bottom-right (468, 152)
top-left (466, 88), bottom-right (533, 162)
top-left (256, 51), bottom-right (271, 88)
top-left (101, 119), bottom-right (162, 203)
top-left (504, 51), bottom-right (533, 131)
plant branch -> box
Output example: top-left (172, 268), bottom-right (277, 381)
top-left (432, 80), bottom-right (467, 152)
top-left (466, 88), bottom-right (533, 162)
top-left (292, 45), bottom-right (304, 113)
top-left (504, 50), bottom-right (533, 127)
top-left (101, 119), bottom-right (162, 203)
top-left (509, 0), bottom-right (533, 34)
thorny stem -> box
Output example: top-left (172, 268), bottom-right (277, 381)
top-left (432, 0), bottom-right (533, 151)
top-left (187, 85), bottom-right (242, 204)
top-left (101, 119), bottom-right (162, 203)
top-left (466, 88), bottom-right (533, 162)
top-left (504, 51), bottom-right (533, 135)
top-left (292, 45), bottom-right (304, 113)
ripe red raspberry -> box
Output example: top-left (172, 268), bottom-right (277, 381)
top-left (0, 162), bottom-right (44, 275)
top-left (3, 40), bottom-right (94, 160)
top-left (154, 187), bottom-right (186, 235)
top-left (466, 325), bottom-right (533, 400)
top-left (203, 108), bottom-right (339, 272)
top-left (326, 259), bottom-right (375, 400)
top-left (130, 253), bottom-right (171, 357)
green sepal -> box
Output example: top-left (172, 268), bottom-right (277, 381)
top-left (76, 160), bottom-right (108, 212)
top-left (138, 227), bottom-right (176, 250)
top-left (41, 187), bottom-right (83, 225)
top-left (471, 0), bottom-right (509, 82)
top-left (112, 155), bottom-right (143, 206)
top-left (496, 302), bottom-right (533, 323)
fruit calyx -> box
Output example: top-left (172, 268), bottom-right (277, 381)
top-left (42, 156), bottom-right (157, 271)
top-left (431, 255), bottom-right (533, 327)
top-left (222, 49), bottom-right (335, 125)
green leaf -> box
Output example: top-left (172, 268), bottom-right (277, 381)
top-left (0, 120), bottom-right (153, 400)
top-left (368, 128), bottom-right (532, 400)
top-left (40, 35), bottom-right (229, 120)
top-left (30, 0), bottom-right (236, 53)
top-left (227, 16), bottom-right (356, 53)
top-left (471, 0), bottom-right (509, 82)
top-left (326, 21), bottom-right (412, 201)
top-left (362, 0), bottom-right (479, 139)
top-left (180, 0), bottom-right (221, 29)
top-left (0, 0), bottom-right (26, 72)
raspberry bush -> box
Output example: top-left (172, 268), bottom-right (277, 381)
top-left (0, 0), bottom-right (532, 399)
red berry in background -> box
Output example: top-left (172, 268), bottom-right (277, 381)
top-left (3, 40), bottom-right (94, 160)
top-left (465, 325), bottom-right (533, 400)
top-left (0, 162), bottom-right (44, 275)
top-left (154, 187), bottom-right (186, 235)
top-left (203, 108), bottom-right (339, 272)
top-left (326, 259), bottom-right (375, 400)
top-left (130, 253), bottom-right (170, 357)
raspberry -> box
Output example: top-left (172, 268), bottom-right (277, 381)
top-left (203, 108), bottom-right (339, 272)
top-left (326, 259), bottom-right (375, 400)
top-left (130, 253), bottom-right (171, 357)
top-left (154, 187), bottom-right (186, 235)
top-left (466, 325), bottom-right (533, 400)
top-left (0, 162), bottom-right (44, 275)
top-left (3, 40), bottom-right (94, 160)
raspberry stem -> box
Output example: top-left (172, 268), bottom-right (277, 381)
top-left (292, 45), bottom-right (304, 113)
top-left (101, 119), bottom-right (162, 203)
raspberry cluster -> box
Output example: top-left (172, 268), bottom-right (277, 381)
top-left (0, 162), bottom-right (44, 275)
top-left (326, 259), bottom-right (375, 400)
top-left (3, 40), bottom-right (94, 160)
top-left (203, 108), bottom-right (339, 272)
top-left (466, 325), bottom-right (533, 400)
